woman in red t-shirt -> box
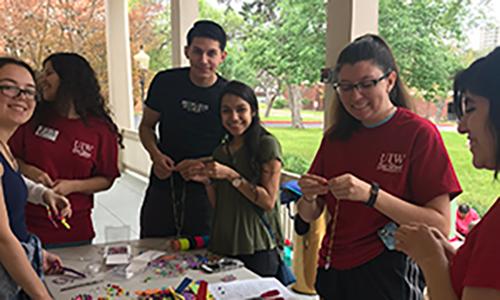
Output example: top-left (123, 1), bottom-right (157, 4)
top-left (396, 47), bottom-right (500, 299)
top-left (296, 34), bottom-right (461, 300)
top-left (10, 53), bottom-right (122, 247)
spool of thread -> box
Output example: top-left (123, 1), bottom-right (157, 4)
top-left (187, 236), bottom-right (196, 249)
top-left (171, 235), bottom-right (210, 251)
top-left (178, 238), bottom-right (190, 250)
top-left (194, 236), bottom-right (205, 248)
top-left (171, 239), bottom-right (181, 251)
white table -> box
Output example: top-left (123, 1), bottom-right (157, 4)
top-left (45, 239), bottom-right (259, 299)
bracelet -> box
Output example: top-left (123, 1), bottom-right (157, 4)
top-left (302, 195), bottom-right (317, 203)
top-left (365, 182), bottom-right (380, 207)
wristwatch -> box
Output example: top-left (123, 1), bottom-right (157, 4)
top-left (231, 176), bottom-right (243, 188)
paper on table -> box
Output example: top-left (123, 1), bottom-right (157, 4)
top-left (124, 250), bottom-right (166, 278)
top-left (208, 277), bottom-right (296, 299)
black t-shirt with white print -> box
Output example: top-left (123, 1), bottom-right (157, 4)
top-left (145, 67), bottom-right (227, 187)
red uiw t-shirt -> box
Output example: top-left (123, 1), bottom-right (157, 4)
top-left (309, 108), bottom-right (462, 270)
top-left (10, 114), bottom-right (120, 244)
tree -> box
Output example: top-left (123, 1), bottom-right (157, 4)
top-left (379, 0), bottom-right (477, 105)
top-left (0, 0), bottom-right (108, 93)
top-left (241, 0), bottom-right (326, 128)
top-left (199, 0), bottom-right (258, 86)
top-left (129, 0), bottom-right (169, 110)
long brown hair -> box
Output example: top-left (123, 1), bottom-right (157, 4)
top-left (326, 34), bottom-right (412, 141)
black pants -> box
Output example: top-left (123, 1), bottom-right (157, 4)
top-left (315, 250), bottom-right (425, 300)
top-left (140, 175), bottom-right (213, 238)
top-left (235, 248), bottom-right (280, 278)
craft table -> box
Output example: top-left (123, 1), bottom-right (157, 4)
top-left (45, 238), bottom-right (259, 299)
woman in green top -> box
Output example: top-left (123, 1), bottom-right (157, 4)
top-left (179, 80), bottom-right (284, 277)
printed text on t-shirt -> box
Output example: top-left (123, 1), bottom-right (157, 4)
top-left (72, 140), bottom-right (94, 159)
top-left (181, 99), bottom-right (209, 113)
top-left (376, 153), bottom-right (406, 173)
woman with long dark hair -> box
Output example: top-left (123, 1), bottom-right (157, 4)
top-left (396, 47), bottom-right (500, 300)
top-left (10, 53), bottom-right (121, 248)
top-left (296, 34), bottom-right (462, 299)
top-left (179, 80), bottom-right (284, 278)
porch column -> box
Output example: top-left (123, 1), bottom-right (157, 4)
top-left (104, 0), bottom-right (134, 130)
top-left (324, 0), bottom-right (379, 128)
top-left (171, 0), bottom-right (199, 67)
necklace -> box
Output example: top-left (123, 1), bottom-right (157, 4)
top-left (170, 175), bottom-right (186, 237)
top-left (0, 140), bottom-right (18, 170)
top-left (324, 197), bottom-right (340, 270)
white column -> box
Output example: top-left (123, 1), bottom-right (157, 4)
top-left (324, 0), bottom-right (379, 128)
top-left (105, 0), bottom-right (134, 130)
top-left (171, 0), bottom-right (199, 67)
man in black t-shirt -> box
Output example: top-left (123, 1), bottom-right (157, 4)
top-left (139, 20), bottom-right (228, 238)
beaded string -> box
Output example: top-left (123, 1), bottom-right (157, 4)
top-left (170, 176), bottom-right (186, 237)
top-left (324, 197), bottom-right (340, 270)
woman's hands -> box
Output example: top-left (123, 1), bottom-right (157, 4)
top-left (22, 164), bottom-right (54, 187)
top-left (298, 173), bottom-right (371, 203)
top-left (395, 224), bottom-right (451, 268)
top-left (327, 173), bottom-right (371, 203)
top-left (298, 173), bottom-right (329, 201)
top-left (177, 159), bottom-right (239, 183)
top-left (42, 250), bottom-right (63, 275)
top-left (52, 179), bottom-right (78, 196)
top-left (42, 189), bottom-right (72, 219)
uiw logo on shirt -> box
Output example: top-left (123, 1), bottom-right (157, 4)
top-left (72, 140), bottom-right (94, 159)
top-left (377, 153), bottom-right (406, 173)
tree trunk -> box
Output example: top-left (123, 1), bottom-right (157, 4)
top-left (434, 99), bottom-right (446, 122)
top-left (264, 77), bottom-right (281, 117)
top-left (264, 94), bottom-right (277, 118)
top-left (288, 84), bottom-right (304, 128)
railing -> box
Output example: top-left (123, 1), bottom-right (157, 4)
top-left (279, 170), bottom-right (301, 243)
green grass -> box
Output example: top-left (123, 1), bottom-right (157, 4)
top-left (268, 128), bottom-right (498, 216)
top-left (441, 132), bottom-right (497, 215)
top-left (260, 107), bottom-right (324, 122)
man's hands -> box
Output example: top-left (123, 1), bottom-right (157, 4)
top-left (151, 152), bottom-right (175, 179)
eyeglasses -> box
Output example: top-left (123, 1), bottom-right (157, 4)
top-left (0, 85), bottom-right (39, 102)
top-left (333, 71), bottom-right (391, 94)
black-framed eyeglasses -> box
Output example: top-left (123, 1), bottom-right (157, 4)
top-left (333, 71), bottom-right (392, 94)
top-left (0, 85), bottom-right (39, 102)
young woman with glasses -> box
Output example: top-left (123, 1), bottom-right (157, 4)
top-left (296, 34), bottom-right (461, 299)
top-left (0, 57), bottom-right (73, 299)
top-left (396, 47), bottom-right (500, 300)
